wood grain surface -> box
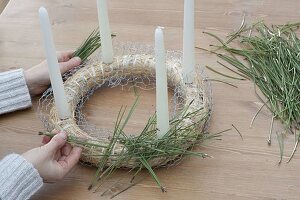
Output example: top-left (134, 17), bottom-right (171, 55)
top-left (1, 0), bottom-right (300, 199)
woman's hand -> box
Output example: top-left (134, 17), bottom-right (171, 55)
top-left (22, 131), bottom-right (82, 182)
top-left (24, 52), bottom-right (81, 96)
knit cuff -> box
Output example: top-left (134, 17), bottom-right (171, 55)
top-left (0, 154), bottom-right (43, 200)
top-left (0, 69), bottom-right (32, 114)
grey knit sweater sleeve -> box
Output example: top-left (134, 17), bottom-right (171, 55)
top-left (0, 69), bottom-right (32, 114)
top-left (0, 154), bottom-right (43, 200)
top-left (0, 69), bottom-right (43, 199)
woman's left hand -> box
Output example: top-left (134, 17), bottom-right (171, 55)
top-left (24, 51), bottom-right (81, 96)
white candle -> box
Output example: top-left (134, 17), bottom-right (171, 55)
top-left (39, 7), bottom-right (71, 120)
top-left (182, 0), bottom-right (195, 84)
top-left (97, 0), bottom-right (114, 63)
top-left (155, 27), bottom-right (169, 138)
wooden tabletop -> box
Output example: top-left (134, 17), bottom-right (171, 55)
top-left (1, 0), bottom-right (300, 199)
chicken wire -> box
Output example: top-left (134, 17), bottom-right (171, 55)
top-left (38, 42), bottom-right (212, 141)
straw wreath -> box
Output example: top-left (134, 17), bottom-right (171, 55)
top-left (39, 29), bottom-right (214, 191)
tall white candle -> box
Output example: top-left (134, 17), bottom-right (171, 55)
top-left (155, 27), bottom-right (169, 138)
top-left (182, 0), bottom-right (195, 84)
top-left (97, 0), bottom-right (114, 63)
top-left (39, 7), bottom-right (71, 120)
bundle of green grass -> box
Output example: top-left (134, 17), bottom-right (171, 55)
top-left (202, 20), bottom-right (300, 163)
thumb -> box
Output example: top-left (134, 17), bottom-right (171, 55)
top-left (45, 131), bottom-right (67, 153)
top-left (59, 56), bottom-right (81, 74)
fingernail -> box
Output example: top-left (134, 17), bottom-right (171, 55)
top-left (75, 147), bottom-right (82, 153)
top-left (58, 131), bottom-right (67, 140)
top-left (74, 56), bottom-right (81, 63)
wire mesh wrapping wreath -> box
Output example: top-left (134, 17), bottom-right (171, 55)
top-left (39, 43), bottom-right (212, 168)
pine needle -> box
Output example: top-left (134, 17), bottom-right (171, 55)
top-left (205, 78), bottom-right (238, 88)
top-left (206, 65), bottom-right (246, 80)
top-left (276, 132), bottom-right (284, 165)
top-left (232, 124), bottom-right (243, 140)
